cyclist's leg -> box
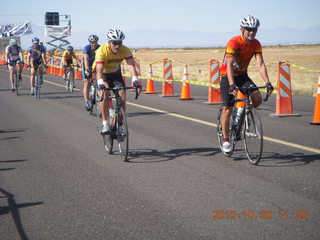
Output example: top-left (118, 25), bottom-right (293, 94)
top-left (220, 76), bottom-right (234, 140)
top-left (8, 65), bottom-right (15, 89)
top-left (241, 76), bottom-right (262, 108)
top-left (100, 74), bottom-right (111, 122)
top-left (30, 65), bottom-right (36, 93)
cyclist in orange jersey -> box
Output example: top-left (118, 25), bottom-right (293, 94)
top-left (219, 15), bottom-right (274, 153)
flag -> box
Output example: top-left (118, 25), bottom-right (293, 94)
top-left (0, 22), bottom-right (32, 38)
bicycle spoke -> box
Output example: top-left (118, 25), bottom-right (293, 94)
top-left (117, 108), bottom-right (129, 161)
top-left (243, 109), bottom-right (263, 165)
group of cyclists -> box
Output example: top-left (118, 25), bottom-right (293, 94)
top-left (4, 15), bottom-right (274, 152)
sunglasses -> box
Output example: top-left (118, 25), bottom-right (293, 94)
top-left (245, 27), bottom-right (258, 32)
top-left (111, 41), bottom-right (122, 46)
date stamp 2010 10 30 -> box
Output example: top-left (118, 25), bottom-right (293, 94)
top-left (210, 210), bottom-right (308, 220)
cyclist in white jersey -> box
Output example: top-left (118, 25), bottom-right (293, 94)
top-left (5, 39), bottom-right (24, 92)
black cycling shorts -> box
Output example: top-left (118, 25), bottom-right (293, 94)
top-left (103, 70), bottom-right (125, 88)
top-left (220, 74), bottom-right (257, 107)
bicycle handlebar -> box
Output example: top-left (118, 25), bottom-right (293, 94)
top-left (100, 85), bottom-right (140, 100)
top-left (236, 85), bottom-right (271, 102)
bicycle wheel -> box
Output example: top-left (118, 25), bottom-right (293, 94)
top-left (117, 108), bottom-right (129, 161)
top-left (217, 106), bottom-right (236, 157)
top-left (65, 71), bottom-right (70, 91)
top-left (35, 75), bottom-right (40, 99)
top-left (243, 108), bottom-right (263, 165)
top-left (70, 73), bottom-right (74, 93)
top-left (14, 70), bottom-right (19, 96)
top-left (103, 133), bottom-right (114, 154)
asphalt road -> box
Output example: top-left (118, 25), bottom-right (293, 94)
top-left (0, 65), bottom-right (319, 240)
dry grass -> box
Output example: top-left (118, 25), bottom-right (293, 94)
top-left (129, 45), bottom-right (320, 97)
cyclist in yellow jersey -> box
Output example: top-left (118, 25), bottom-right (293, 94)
top-left (95, 29), bottom-right (141, 134)
top-left (62, 46), bottom-right (81, 89)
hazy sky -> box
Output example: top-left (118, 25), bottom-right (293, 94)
top-left (1, 0), bottom-right (319, 34)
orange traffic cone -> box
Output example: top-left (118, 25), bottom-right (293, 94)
top-left (59, 66), bottom-right (64, 76)
top-left (75, 67), bottom-right (82, 80)
top-left (271, 61), bottom-right (300, 117)
top-left (179, 65), bottom-right (193, 100)
top-left (144, 64), bottom-right (158, 94)
top-left (206, 60), bottom-right (221, 104)
top-left (310, 76), bottom-right (320, 125)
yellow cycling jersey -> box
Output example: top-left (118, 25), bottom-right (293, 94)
top-left (95, 43), bottom-right (133, 73)
top-left (62, 50), bottom-right (77, 60)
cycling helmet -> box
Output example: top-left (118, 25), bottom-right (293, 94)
top-left (88, 35), bottom-right (99, 42)
top-left (240, 15), bottom-right (260, 28)
top-left (9, 39), bottom-right (17, 46)
top-left (106, 29), bottom-right (125, 41)
top-left (32, 37), bottom-right (40, 43)
top-left (67, 46), bottom-right (74, 51)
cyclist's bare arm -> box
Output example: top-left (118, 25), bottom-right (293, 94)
top-left (256, 54), bottom-right (270, 84)
top-left (226, 55), bottom-right (237, 95)
top-left (126, 57), bottom-right (138, 77)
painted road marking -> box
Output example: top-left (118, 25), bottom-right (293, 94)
top-left (4, 71), bottom-right (319, 154)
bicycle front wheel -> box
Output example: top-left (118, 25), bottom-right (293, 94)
top-left (217, 106), bottom-right (235, 157)
top-left (35, 75), bottom-right (40, 99)
top-left (117, 108), bottom-right (129, 161)
top-left (243, 108), bottom-right (263, 165)
top-left (103, 131), bottom-right (113, 154)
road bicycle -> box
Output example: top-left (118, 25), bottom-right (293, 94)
top-left (64, 65), bottom-right (75, 92)
top-left (217, 85), bottom-right (270, 165)
top-left (8, 61), bottom-right (22, 96)
top-left (33, 64), bottom-right (45, 100)
top-left (100, 84), bottom-right (139, 162)
top-left (87, 73), bottom-right (102, 117)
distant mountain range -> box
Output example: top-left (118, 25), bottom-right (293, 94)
top-left (20, 23), bottom-right (320, 50)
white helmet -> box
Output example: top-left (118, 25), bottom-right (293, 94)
top-left (106, 29), bottom-right (125, 41)
top-left (240, 15), bottom-right (260, 28)
top-left (9, 39), bottom-right (17, 46)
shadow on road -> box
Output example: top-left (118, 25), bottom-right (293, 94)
top-left (0, 188), bottom-right (43, 240)
top-left (128, 147), bottom-right (220, 163)
top-left (258, 152), bottom-right (320, 167)
top-left (0, 159), bottom-right (28, 171)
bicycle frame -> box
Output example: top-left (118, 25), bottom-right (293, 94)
top-left (217, 85), bottom-right (270, 165)
top-left (64, 65), bottom-right (75, 92)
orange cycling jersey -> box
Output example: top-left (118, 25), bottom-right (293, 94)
top-left (220, 35), bottom-right (262, 76)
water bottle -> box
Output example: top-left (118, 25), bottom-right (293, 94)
top-left (234, 107), bottom-right (244, 127)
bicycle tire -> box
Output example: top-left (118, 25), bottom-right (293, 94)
top-left (103, 132), bottom-right (114, 154)
top-left (89, 84), bottom-right (95, 115)
top-left (117, 107), bottom-right (129, 161)
top-left (243, 108), bottom-right (263, 165)
top-left (217, 106), bottom-right (236, 157)
top-left (65, 71), bottom-right (70, 91)
top-left (14, 70), bottom-right (19, 96)
top-left (70, 74), bottom-right (74, 93)
top-left (35, 75), bottom-right (40, 100)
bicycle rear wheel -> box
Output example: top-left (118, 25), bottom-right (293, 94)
top-left (217, 106), bottom-right (235, 157)
top-left (14, 71), bottom-right (19, 96)
top-left (243, 108), bottom-right (263, 165)
top-left (117, 108), bottom-right (129, 161)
